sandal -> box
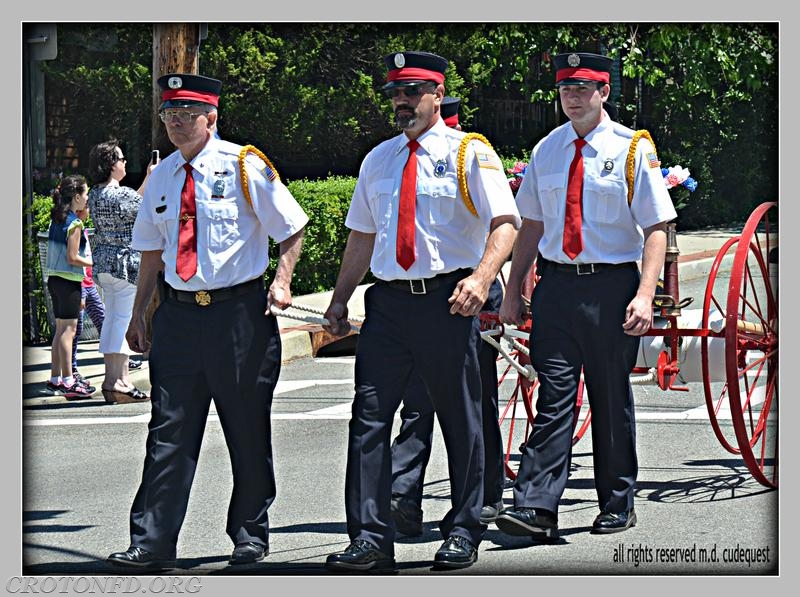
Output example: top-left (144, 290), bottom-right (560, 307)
top-left (102, 387), bottom-right (150, 404)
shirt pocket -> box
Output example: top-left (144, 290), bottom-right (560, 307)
top-left (367, 178), bottom-right (396, 234)
top-left (419, 176), bottom-right (457, 224)
top-left (584, 175), bottom-right (626, 223)
top-left (152, 201), bottom-right (179, 238)
top-left (201, 200), bottom-right (240, 248)
top-left (537, 173), bottom-right (565, 219)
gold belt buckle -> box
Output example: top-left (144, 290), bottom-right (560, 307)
top-left (195, 290), bottom-right (212, 306)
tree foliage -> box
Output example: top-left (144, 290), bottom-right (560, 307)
top-left (37, 22), bottom-right (777, 227)
top-left (24, 22), bottom-right (779, 344)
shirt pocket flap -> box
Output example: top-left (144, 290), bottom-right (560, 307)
top-left (417, 178), bottom-right (457, 198)
top-left (585, 175), bottom-right (625, 196)
top-left (201, 200), bottom-right (239, 220)
top-left (153, 201), bottom-right (179, 222)
top-left (538, 173), bottom-right (564, 193)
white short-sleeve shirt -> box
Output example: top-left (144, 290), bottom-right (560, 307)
top-left (515, 117), bottom-right (677, 264)
top-left (346, 118), bottom-right (521, 280)
top-left (132, 137), bottom-right (309, 290)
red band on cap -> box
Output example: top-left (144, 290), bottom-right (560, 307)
top-left (556, 67), bottom-right (610, 84)
top-left (162, 89), bottom-right (220, 107)
top-left (386, 67), bottom-right (445, 85)
top-left (443, 114), bottom-right (459, 127)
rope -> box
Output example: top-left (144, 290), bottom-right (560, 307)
top-left (269, 302), bottom-right (365, 327)
top-left (480, 329), bottom-right (536, 381)
top-left (630, 368), bottom-right (658, 385)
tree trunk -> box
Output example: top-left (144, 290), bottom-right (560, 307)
top-left (152, 23), bottom-right (200, 153)
top-left (145, 24), bottom-right (201, 350)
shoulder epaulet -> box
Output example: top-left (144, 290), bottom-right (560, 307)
top-left (625, 130), bottom-right (658, 206)
top-left (456, 133), bottom-right (497, 218)
top-left (612, 121), bottom-right (635, 138)
top-left (238, 145), bottom-right (280, 207)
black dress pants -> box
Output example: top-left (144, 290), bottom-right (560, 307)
top-left (390, 278), bottom-right (505, 507)
top-left (344, 278), bottom-right (485, 556)
top-left (128, 284), bottom-right (280, 559)
top-left (513, 264), bottom-right (640, 515)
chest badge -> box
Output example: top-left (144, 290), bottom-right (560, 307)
top-left (212, 178), bottom-right (226, 198)
top-left (434, 159), bottom-right (447, 178)
top-left (603, 158), bottom-right (614, 172)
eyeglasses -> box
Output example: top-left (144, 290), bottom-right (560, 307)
top-left (383, 84), bottom-right (433, 99)
top-left (116, 156), bottom-right (127, 163)
top-left (158, 110), bottom-right (210, 124)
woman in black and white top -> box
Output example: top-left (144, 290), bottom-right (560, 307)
top-left (87, 139), bottom-right (157, 403)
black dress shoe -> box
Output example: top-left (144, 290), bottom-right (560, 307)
top-left (591, 508), bottom-right (637, 534)
top-left (325, 539), bottom-right (397, 573)
top-left (480, 500), bottom-right (504, 524)
top-left (433, 535), bottom-right (477, 570)
top-left (229, 541), bottom-right (267, 564)
top-left (495, 507), bottom-right (559, 540)
top-left (390, 495), bottom-right (423, 537)
top-left (107, 546), bottom-right (174, 570)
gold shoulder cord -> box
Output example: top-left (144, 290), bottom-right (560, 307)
top-left (238, 144), bottom-right (281, 208)
top-left (456, 132), bottom-right (495, 218)
top-left (625, 130), bottom-right (656, 206)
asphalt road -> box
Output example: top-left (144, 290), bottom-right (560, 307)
top-left (16, 272), bottom-right (782, 593)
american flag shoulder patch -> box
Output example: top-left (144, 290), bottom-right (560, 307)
top-left (647, 152), bottom-right (661, 169)
top-left (475, 151), bottom-right (502, 171)
top-left (261, 164), bottom-right (277, 181)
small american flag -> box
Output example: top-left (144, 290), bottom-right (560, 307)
top-left (647, 152), bottom-right (661, 169)
top-left (261, 165), bottom-right (277, 182)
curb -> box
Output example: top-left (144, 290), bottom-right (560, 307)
top-left (22, 247), bottom-right (732, 406)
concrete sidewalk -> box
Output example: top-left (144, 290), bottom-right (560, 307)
top-left (21, 227), bottom-right (766, 406)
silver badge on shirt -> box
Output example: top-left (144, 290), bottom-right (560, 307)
top-left (212, 178), bottom-right (226, 198)
top-left (603, 158), bottom-right (614, 172)
top-left (434, 159), bottom-right (447, 178)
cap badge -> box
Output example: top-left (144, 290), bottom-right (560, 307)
top-left (394, 53), bottom-right (406, 68)
top-left (167, 76), bottom-right (183, 89)
top-left (434, 159), bottom-right (447, 178)
top-left (567, 53), bottom-right (581, 67)
top-left (603, 158), bottom-right (614, 172)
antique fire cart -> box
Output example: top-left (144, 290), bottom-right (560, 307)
top-left (482, 201), bottom-right (778, 489)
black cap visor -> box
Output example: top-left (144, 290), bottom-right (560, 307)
top-left (159, 99), bottom-right (216, 110)
top-left (556, 78), bottom-right (604, 87)
top-left (381, 79), bottom-right (435, 91)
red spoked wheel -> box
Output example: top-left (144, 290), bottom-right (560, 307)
top-left (701, 236), bottom-right (744, 454)
top-left (701, 202), bottom-right (778, 488)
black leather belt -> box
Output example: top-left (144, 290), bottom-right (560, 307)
top-left (538, 256), bottom-right (636, 275)
top-left (380, 268), bottom-right (472, 295)
top-left (164, 277), bottom-right (263, 306)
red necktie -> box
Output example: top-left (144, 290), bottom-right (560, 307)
top-left (176, 163), bottom-right (197, 281)
top-left (396, 139), bottom-right (420, 270)
top-left (563, 138), bottom-right (587, 260)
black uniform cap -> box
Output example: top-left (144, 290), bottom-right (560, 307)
top-left (382, 51), bottom-right (448, 90)
top-left (552, 52), bottom-right (613, 86)
top-left (440, 96), bottom-right (461, 127)
top-left (158, 73), bottom-right (222, 110)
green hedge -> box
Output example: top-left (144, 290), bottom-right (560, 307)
top-left (273, 176), bottom-right (364, 296)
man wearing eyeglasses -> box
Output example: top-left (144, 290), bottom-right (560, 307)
top-left (323, 51), bottom-right (519, 572)
top-left (107, 73), bottom-right (308, 570)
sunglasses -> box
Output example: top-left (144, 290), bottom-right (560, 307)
top-left (383, 84), bottom-right (434, 99)
top-left (159, 110), bottom-right (210, 124)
